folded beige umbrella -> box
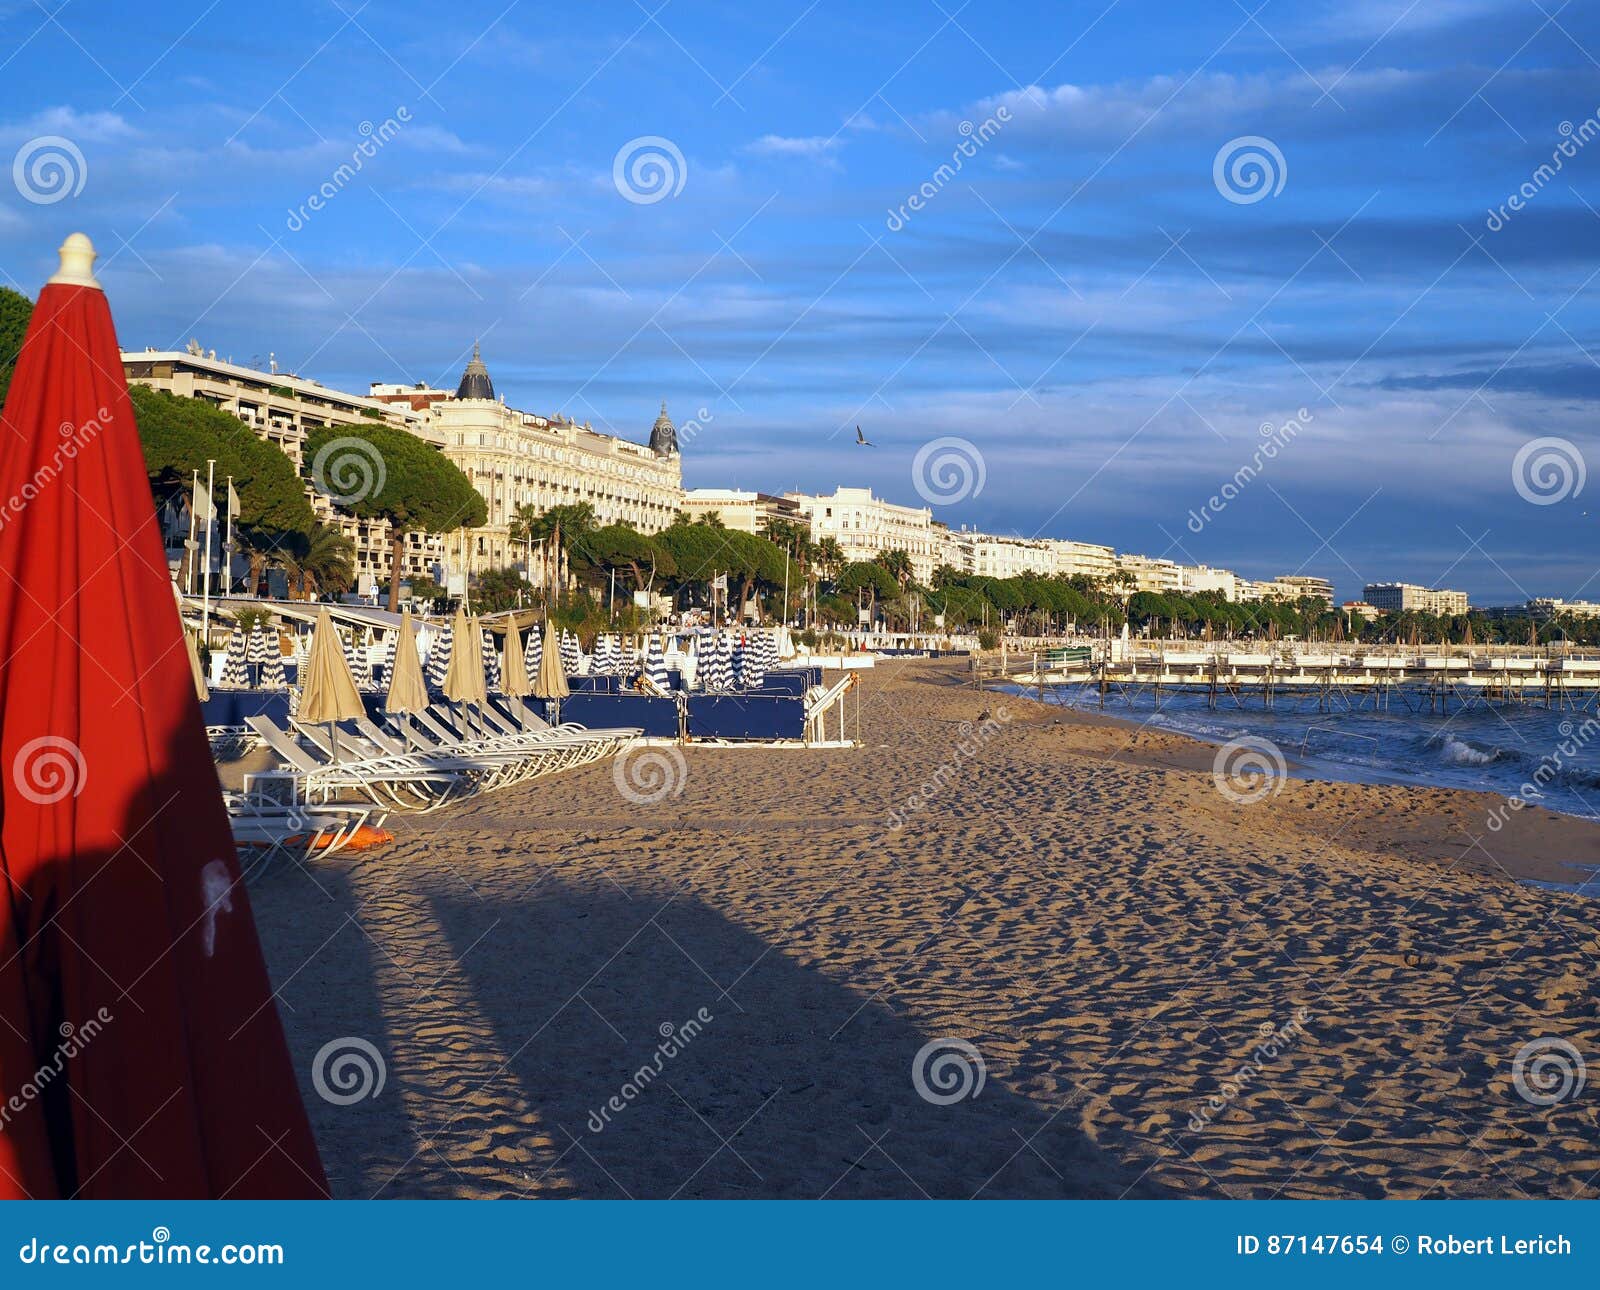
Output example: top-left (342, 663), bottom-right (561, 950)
top-left (299, 609), bottom-right (365, 761)
top-left (533, 619), bottom-right (569, 701)
top-left (385, 608), bottom-right (428, 715)
top-left (185, 628), bottom-right (209, 702)
top-left (501, 616), bottom-right (532, 698)
top-left (443, 605), bottom-right (488, 706)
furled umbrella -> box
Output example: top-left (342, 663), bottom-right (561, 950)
top-left (245, 619), bottom-right (270, 684)
top-left (740, 632), bottom-right (767, 691)
top-left (0, 235), bottom-right (326, 1198)
top-left (376, 631), bottom-right (396, 689)
top-left (534, 619), bottom-right (570, 722)
top-left (219, 627), bottom-right (250, 687)
top-left (559, 627), bottom-right (582, 676)
top-left (424, 619), bottom-right (453, 691)
top-left (478, 620), bottom-right (501, 693)
top-left (384, 608), bottom-right (429, 747)
top-left (443, 607), bottom-right (488, 731)
top-left (341, 631), bottom-right (371, 689)
top-left (523, 618), bottom-right (543, 679)
top-left (300, 607), bottom-right (365, 760)
top-left (645, 633), bottom-right (670, 691)
top-left (258, 638), bottom-right (287, 690)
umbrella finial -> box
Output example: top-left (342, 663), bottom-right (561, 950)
top-left (48, 232), bottom-right (100, 289)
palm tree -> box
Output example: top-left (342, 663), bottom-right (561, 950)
top-left (284, 522), bottom-right (355, 600)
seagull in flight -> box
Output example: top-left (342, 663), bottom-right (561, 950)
top-left (855, 425), bottom-right (872, 446)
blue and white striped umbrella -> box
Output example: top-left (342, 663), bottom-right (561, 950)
top-left (759, 629), bottom-right (780, 673)
top-left (706, 630), bottom-right (735, 692)
top-left (559, 628), bottom-right (582, 676)
top-left (593, 633), bottom-right (623, 673)
top-left (524, 622), bottom-right (543, 679)
top-left (245, 620), bottom-right (270, 665)
top-left (342, 634), bottom-right (372, 689)
top-left (425, 623), bottom-right (453, 690)
top-left (644, 633), bottom-right (669, 690)
top-left (738, 632), bottom-right (766, 690)
top-left (220, 629), bottom-right (250, 687)
top-left (259, 644), bottom-right (287, 689)
top-left (479, 624), bottom-right (501, 692)
top-left (376, 631), bottom-right (396, 688)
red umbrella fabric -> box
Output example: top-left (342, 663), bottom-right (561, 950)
top-left (0, 235), bottom-right (327, 1198)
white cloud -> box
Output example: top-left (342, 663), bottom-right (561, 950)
top-left (743, 134), bottom-right (843, 163)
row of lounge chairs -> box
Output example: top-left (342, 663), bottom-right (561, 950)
top-left (240, 698), bottom-right (640, 817)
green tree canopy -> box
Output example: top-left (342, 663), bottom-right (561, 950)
top-left (303, 423), bottom-right (486, 610)
top-left (0, 287), bottom-right (35, 415)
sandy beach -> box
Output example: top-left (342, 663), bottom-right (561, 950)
top-left (246, 658), bottom-right (1600, 1199)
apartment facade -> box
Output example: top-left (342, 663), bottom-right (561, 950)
top-left (1363, 582), bottom-right (1470, 615)
top-left (679, 488), bottom-right (801, 534)
top-left (1258, 575), bottom-right (1337, 606)
top-left (123, 345), bottom-right (444, 591)
top-left (1527, 598), bottom-right (1600, 620)
top-left (786, 487), bottom-right (945, 583)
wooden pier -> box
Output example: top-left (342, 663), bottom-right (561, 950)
top-left (973, 644), bottom-right (1600, 715)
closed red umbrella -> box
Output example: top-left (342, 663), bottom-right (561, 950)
top-left (0, 235), bottom-right (327, 1198)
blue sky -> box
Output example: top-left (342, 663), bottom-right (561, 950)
top-left (2, 0), bottom-right (1596, 602)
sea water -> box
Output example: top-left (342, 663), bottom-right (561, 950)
top-left (1006, 682), bottom-right (1600, 825)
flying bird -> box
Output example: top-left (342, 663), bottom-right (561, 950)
top-left (855, 425), bottom-right (872, 446)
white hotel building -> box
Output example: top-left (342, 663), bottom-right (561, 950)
top-left (372, 347), bottom-right (684, 575)
top-left (785, 487), bottom-right (948, 583)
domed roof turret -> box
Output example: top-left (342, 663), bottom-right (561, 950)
top-left (649, 400), bottom-right (678, 457)
top-left (455, 341), bottom-right (495, 401)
